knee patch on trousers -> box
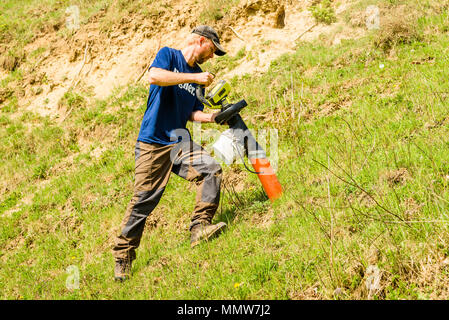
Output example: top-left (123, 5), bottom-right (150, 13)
top-left (121, 188), bottom-right (164, 238)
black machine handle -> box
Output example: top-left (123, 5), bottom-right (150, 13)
top-left (195, 84), bottom-right (247, 125)
top-left (195, 85), bottom-right (212, 108)
top-left (214, 99), bottom-right (247, 124)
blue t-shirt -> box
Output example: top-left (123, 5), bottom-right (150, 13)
top-left (137, 47), bottom-right (204, 145)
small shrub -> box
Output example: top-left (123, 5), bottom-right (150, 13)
top-left (199, 0), bottom-right (240, 23)
top-left (33, 161), bottom-right (51, 179)
top-left (310, 0), bottom-right (337, 25)
top-left (373, 6), bottom-right (422, 52)
top-left (0, 87), bottom-right (14, 104)
top-left (58, 90), bottom-right (86, 110)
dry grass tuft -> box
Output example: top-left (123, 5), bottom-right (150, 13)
top-left (373, 5), bottom-right (422, 53)
top-left (382, 167), bottom-right (410, 186)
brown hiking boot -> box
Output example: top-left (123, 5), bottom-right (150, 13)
top-left (190, 222), bottom-right (227, 248)
top-left (114, 259), bottom-right (132, 281)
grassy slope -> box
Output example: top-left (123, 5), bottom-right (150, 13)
top-left (1, 0), bottom-right (449, 299)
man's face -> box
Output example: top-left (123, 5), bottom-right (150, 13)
top-left (195, 37), bottom-right (216, 64)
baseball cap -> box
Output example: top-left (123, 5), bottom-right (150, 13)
top-left (192, 25), bottom-right (226, 56)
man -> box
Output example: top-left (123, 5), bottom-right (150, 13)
top-left (112, 26), bottom-right (228, 281)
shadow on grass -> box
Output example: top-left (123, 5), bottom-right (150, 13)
top-left (136, 188), bottom-right (269, 271)
top-left (214, 187), bottom-right (268, 225)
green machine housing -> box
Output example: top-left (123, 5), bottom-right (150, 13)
top-left (204, 80), bottom-right (231, 109)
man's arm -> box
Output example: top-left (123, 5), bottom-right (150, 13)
top-left (148, 67), bottom-right (214, 87)
top-left (189, 110), bottom-right (219, 123)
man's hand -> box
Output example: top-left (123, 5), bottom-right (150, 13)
top-left (194, 72), bottom-right (215, 87)
top-left (210, 112), bottom-right (217, 123)
top-left (190, 110), bottom-right (220, 123)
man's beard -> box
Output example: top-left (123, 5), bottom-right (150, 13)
top-left (196, 53), bottom-right (208, 65)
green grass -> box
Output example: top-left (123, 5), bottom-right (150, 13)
top-left (1, 0), bottom-right (449, 300)
top-left (0, 0), bottom-right (110, 56)
top-left (198, 0), bottom-right (242, 23)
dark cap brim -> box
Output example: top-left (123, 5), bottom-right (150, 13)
top-left (192, 29), bottom-right (226, 56)
top-left (211, 40), bottom-right (226, 56)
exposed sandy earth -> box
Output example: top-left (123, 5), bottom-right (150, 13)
top-left (13, 0), bottom-right (365, 119)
